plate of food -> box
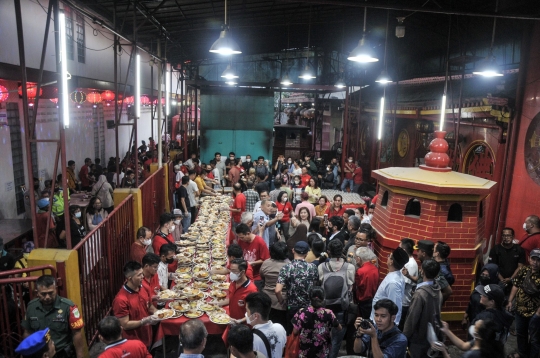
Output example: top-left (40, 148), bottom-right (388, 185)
top-left (212, 260), bottom-right (227, 266)
top-left (208, 312), bottom-right (232, 325)
top-left (168, 301), bottom-right (190, 312)
top-left (193, 281), bottom-right (211, 290)
top-left (154, 309), bottom-right (182, 319)
top-left (186, 291), bottom-right (207, 301)
top-left (183, 287), bottom-right (201, 297)
top-left (173, 281), bottom-right (191, 290)
top-left (209, 289), bottom-right (228, 300)
top-left (193, 271), bottom-right (210, 280)
top-left (211, 274), bottom-right (227, 282)
top-left (158, 290), bottom-right (182, 300)
top-left (212, 282), bottom-right (230, 290)
top-left (176, 266), bottom-right (191, 274)
top-left (198, 302), bottom-right (225, 313)
top-left (193, 257), bottom-right (210, 265)
top-left (184, 309), bottom-right (204, 319)
top-left (192, 264), bottom-right (208, 273)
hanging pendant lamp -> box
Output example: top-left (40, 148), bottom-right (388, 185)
top-left (281, 73), bottom-right (293, 86)
top-left (209, 0), bottom-right (241, 55)
top-left (375, 14), bottom-right (392, 84)
top-left (473, 0), bottom-right (503, 77)
top-left (221, 64), bottom-right (239, 79)
top-left (299, 7), bottom-right (316, 80)
top-left (348, 7), bottom-right (379, 63)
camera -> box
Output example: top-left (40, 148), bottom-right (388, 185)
top-left (359, 319), bottom-right (373, 330)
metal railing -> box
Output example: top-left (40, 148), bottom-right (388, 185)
top-left (0, 265), bottom-right (58, 357)
top-left (73, 194), bottom-right (134, 346)
top-left (139, 166), bottom-right (166, 231)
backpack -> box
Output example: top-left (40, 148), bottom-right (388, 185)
top-left (320, 261), bottom-right (350, 311)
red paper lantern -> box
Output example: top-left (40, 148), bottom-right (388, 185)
top-left (70, 90), bottom-right (86, 107)
top-left (18, 83), bottom-right (43, 99)
top-left (153, 98), bottom-right (165, 105)
top-left (50, 98), bottom-right (58, 104)
top-left (87, 92), bottom-right (102, 105)
top-left (140, 95), bottom-right (150, 106)
top-left (124, 96), bottom-right (134, 105)
top-left (102, 90), bottom-right (115, 102)
top-left (0, 85), bottom-right (8, 103)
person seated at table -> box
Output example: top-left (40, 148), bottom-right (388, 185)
top-left (97, 316), bottom-right (152, 358)
top-left (86, 197), bottom-right (108, 231)
top-left (211, 243), bottom-right (254, 280)
top-left (57, 205), bottom-right (86, 248)
top-left (179, 319), bottom-right (208, 358)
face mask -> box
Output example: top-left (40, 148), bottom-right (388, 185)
top-left (294, 180), bottom-right (300, 184)
top-left (245, 312), bottom-right (254, 325)
top-left (246, 159), bottom-right (251, 162)
top-left (282, 197), bottom-right (288, 202)
top-left (368, 214), bottom-right (373, 220)
top-left (43, 197), bottom-right (50, 202)
top-left (468, 325), bottom-right (477, 339)
top-left (229, 272), bottom-right (240, 281)
top-left (170, 225), bottom-right (176, 232)
top-left (327, 167), bottom-right (331, 171)
top-left (348, 159), bottom-right (353, 163)
top-left (75, 212), bottom-right (81, 218)
top-left (523, 223), bottom-right (528, 230)
top-left (479, 276), bottom-right (490, 286)
top-left (166, 257), bottom-right (174, 264)
top-left (230, 157), bottom-right (234, 160)
top-left (288, 160), bottom-right (292, 164)
top-left (174, 220), bottom-right (180, 225)
top-left (142, 239), bottom-right (152, 246)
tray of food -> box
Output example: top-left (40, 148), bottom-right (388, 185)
top-left (211, 274), bottom-right (227, 282)
top-left (208, 289), bottom-right (228, 300)
top-left (184, 309), bottom-right (204, 319)
top-left (208, 312), bottom-right (232, 325)
top-left (158, 289), bottom-right (183, 301)
top-left (212, 282), bottom-right (230, 290)
top-left (154, 308), bottom-right (182, 319)
top-left (192, 281), bottom-right (212, 290)
top-left (168, 301), bottom-right (190, 312)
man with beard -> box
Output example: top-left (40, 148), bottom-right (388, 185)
top-left (489, 227), bottom-right (526, 295)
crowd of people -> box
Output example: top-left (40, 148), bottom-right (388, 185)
top-left (9, 147), bottom-right (540, 358)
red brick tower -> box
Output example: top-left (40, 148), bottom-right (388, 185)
top-left (370, 131), bottom-right (496, 320)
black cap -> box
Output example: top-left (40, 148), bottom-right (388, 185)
top-left (294, 241), bottom-right (310, 254)
top-left (392, 247), bottom-right (410, 269)
top-left (475, 284), bottom-right (505, 307)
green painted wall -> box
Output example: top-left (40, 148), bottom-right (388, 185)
top-left (200, 88), bottom-right (274, 163)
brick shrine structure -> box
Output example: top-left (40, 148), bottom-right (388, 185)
top-left (370, 131), bottom-right (497, 320)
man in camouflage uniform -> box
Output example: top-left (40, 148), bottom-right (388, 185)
top-left (22, 275), bottom-right (85, 358)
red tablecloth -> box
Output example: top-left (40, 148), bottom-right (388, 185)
top-left (156, 222), bottom-right (233, 341)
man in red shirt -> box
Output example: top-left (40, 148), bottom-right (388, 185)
top-left (235, 223), bottom-right (270, 282)
top-left (130, 227), bottom-right (152, 264)
top-left (98, 316), bottom-right (151, 358)
top-left (216, 259), bottom-right (258, 322)
top-left (352, 162), bottom-right (363, 194)
top-left (112, 261), bottom-right (159, 348)
top-left (300, 166), bottom-right (311, 189)
top-left (78, 158), bottom-right (92, 191)
top-left (228, 159), bottom-right (241, 186)
top-left (229, 183), bottom-right (246, 231)
top-left (520, 215), bottom-right (540, 257)
top-left (353, 247), bottom-right (380, 319)
top-left (211, 243), bottom-right (255, 280)
top-left (326, 194), bottom-right (346, 218)
top-left (141, 253), bottom-right (161, 299)
top-left (341, 156), bottom-right (356, 192)
top-left (152, 213), bottom-right (178, 273)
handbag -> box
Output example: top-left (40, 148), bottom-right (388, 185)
top-left (284, 334), bottom-right (300, 358)
top-left (521, 271), bottom-right (540, 297)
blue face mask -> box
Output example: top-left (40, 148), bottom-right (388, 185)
top-left (75, 212), bottom-right (81, 218)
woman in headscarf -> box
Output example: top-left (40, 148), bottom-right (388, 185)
top-left (286, 224), bottom-right (308, 261)
top-left (91, 174), bottom-right (114, 213)
top-left (464, 263), bottom-right (500, 328)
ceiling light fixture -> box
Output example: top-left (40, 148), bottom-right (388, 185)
top-left (334, 78), bottom-right (346, 89)
top-left (209, 0), bottom-right (241, 55)
top-left (473, 0), bottom-right (503, 77)
top-left (59, 12), bottom-right (70, 128)
top-left (221, 64), bottom-right (238, 79)
top-left (376, 14), bottom-right (392, 84)
top-left (348, 7), bottom-right (379, 63)
top-left (299, 7), bottom-right (316, 80)
top-left (281, 73), bottom-right (293, 86)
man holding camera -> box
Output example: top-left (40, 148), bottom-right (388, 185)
top-left (353, 299), bottom-right (407, 358)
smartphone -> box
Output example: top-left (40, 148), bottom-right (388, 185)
top-left (259, 216), bottom-right (265, 227)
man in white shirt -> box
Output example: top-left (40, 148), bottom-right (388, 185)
top-left (187, 170), bottom-right (200, 224)
top-left (184, 153), bottom-right (198, 170)
top-left (157, 244), bottom-right (176, 290)
top-left (399, 238), bottom-right (418, 331)
top-left (245, 291), bottom-right (286, 358)
top-left (253, 190), bottom-right (269, 214)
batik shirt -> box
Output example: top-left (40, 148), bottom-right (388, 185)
top-left (512, 265), bottom-right (540, 317)
top-left (277, 259), bottom-right (318, 308)
top-left (292, 306), bottom-right (338, 358)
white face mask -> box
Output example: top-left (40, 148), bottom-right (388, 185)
top-left (327, 167), bottom-right (331, 171)
top-left (368, 214), bottom-right (373, 220)
top-left (142, 238), bottom-right (152, 246)
top-left (468, 325), bottom-right (477, 339)
top-left (282, 197), bottom-right (288, 202)
top-left (294, 180), bottom-right (300, 184)
top-left (75, 212), bottom-right (81, 218)
top-left (288, 160), bottom-right (292, 164)
top-left (246, 159), bottom-right (251, 162)
top-left (230, 157), bottom-right (235, 161)
top-left (348, 159), bottom-right (353, 163)
top-left (229, 272), bottom-right (240, 281)
top-left (170, 225), bottom-right (176, 232)
top-left (174, 220), bottom-right (180, 225)
top-left (245, 312), bottom-right (254, 325)
top-left (523, 222), bottom-right (528, 230)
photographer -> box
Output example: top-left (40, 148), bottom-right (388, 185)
top-left (353, 299), bottom-right (407, 358)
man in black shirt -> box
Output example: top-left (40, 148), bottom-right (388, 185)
top-left (176, 176), bottom-right (192, 232)
top-left (489, 227), bottom-right (526, 294)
